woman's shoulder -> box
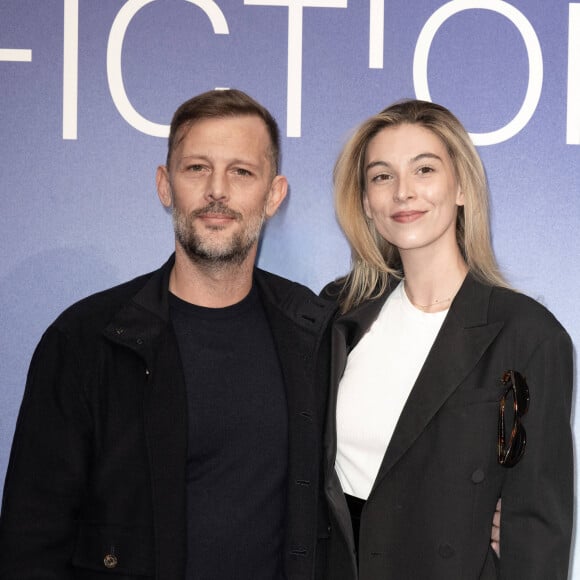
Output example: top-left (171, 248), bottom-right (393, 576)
top-left (488, 284), bottom-right (569, 338)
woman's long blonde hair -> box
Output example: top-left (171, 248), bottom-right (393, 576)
top-left (334, 99), bottom-right (508, 313)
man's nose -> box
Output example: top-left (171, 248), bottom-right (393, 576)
top-left (205, 171), bottom-right (228, 201)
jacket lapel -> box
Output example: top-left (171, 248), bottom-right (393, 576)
top-left (324, 289), bottom-right (392, 558)
top-left (324, 292), bottom-right (391, 479)
top-left (370, 275), bottom-right (503, 493)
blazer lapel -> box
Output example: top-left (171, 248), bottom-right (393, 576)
top-left (324, 288), bottom-right (392, 554)
top-left (370, 275), bottom-right (504, 493)
top-left (324, 289), bottom-right (393, 478)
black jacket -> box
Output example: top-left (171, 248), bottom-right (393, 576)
top-left (0, 256), bottom-right (336, 579)
top-left (322, 274), bottom-right (573, 579)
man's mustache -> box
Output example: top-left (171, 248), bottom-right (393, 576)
top-left (190, 202), bottom-right (242, 220)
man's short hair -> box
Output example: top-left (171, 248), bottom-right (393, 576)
top-left (166, 89), bottom-right (281, 175)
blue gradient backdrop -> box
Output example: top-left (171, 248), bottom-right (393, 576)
top-left (1, 0), bottom-right (578, 573)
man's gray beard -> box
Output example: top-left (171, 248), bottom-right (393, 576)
top-left (172, 204), bottom-right (266, 266)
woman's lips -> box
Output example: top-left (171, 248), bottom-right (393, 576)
top-left (391, 210), bottom-right (426, 223)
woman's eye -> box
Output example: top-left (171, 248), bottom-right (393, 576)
top-left (417, 166), bottom-right (434, 175)
top-left (371, 173), bottom-right (392, 183)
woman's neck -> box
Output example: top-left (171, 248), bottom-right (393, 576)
top-left (401, 246), bottom-right (468, 313)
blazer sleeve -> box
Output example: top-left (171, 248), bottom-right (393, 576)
top-left (498, 327), bottom-right (574, 580)
top-left (0, 325), bottom-right (92, 579)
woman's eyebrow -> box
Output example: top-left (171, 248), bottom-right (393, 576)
top-left (365, 152), bottom-right (442, 173)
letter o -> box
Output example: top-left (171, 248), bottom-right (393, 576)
top-left (413, 0), bottom-right (543, 145)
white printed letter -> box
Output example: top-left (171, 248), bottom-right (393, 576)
top-left (107, 0), bottom-right (229, 137)
top-left (244, 0), bottom-right (347, 138)
top-left (413, 0), bottom-right (543, 145)
top-left (0, 49), bottom-right (32, 61)
top-left (568, 4), bottom-right (580, 144)
top-left (369, 0), bottom-right (384, 69)
top-left (63, 0), bottom-right (79, 139)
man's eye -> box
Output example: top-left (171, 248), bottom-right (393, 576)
top-left (187, 164), bottom-right (204, 172)
top-left (234, 168), bottom-right (252, 177)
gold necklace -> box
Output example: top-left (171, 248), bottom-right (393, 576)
top-left (409, 295), bottom-right (453, 311)
top-left (403, 281), bottom-right (459, 311)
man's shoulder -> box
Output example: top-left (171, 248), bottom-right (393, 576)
top-left (255, 267), bottom-right (328, 305)
top-left (52, 266), bottom-right (161, 335)
top-left (255, 268), bottom-right (338, 329)
top-left (255, 267), bottom-right (311, 294)
top-left (319, 277), bottom-right (347, 304)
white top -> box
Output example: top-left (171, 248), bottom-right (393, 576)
top-left (335, 282), bottom-right (448, 499)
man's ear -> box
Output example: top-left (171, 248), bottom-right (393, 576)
top-left (156, 165), bottom-right (173, 208)
top-left (265, 175), bottom-right (289, 218)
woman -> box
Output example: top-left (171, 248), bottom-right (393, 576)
top-left (322, 100), bottom-right (573, 579)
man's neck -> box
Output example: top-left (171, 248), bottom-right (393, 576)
top-left (169, 246), bottom-right (256, 308)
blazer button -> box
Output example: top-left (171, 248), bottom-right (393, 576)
top-left (103, 554), bottom-right (118, 568)
top-left (471, 469), bottom-right (485, 484)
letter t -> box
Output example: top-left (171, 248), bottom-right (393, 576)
top-left (244, 0), bottom-right (347, 138)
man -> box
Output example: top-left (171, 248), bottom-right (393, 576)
top-left (0, 89), bottom-right (334, 579)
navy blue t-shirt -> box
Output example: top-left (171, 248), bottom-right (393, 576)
top-left (169, 285), bottom-right (288, 579)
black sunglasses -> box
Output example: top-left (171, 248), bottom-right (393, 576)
top-left (497, 370), bottom-right (530, 467)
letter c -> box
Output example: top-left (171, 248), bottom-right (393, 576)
top-left (107, 0), bottom-right (229, 137)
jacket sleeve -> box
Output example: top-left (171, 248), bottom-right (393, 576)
top-left (498, 328), bottom-right (574, 580)
top-left (0, 325), bottom-right (92, 579)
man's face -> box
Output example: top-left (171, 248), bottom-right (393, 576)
top-left (156, 115), bottom-right (287, 266)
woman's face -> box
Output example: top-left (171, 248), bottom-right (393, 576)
top-left (363, 123), bottom-right (464, 257)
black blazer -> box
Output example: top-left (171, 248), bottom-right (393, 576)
top-left (323, 274), bottom-right (574, 579)
top-left (0, 256), bottom-right (336, 579)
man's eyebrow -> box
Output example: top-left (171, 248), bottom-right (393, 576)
top-left (178, 154), bottom-right (209, 163)
top-left (178, 155), bottom-right (260, 168)
top-left (365, 152), bottom-right (443, 172)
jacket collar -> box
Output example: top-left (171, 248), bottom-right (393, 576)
top-left (131, 254), bottom-right (174, 322)
top-left (104, 256), bottom-right (335, 351)
top-left (254, 268), bottom-right (337, 335)
top-left (103, 255), bottom-right (175, 365)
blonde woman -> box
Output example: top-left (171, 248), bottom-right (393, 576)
top-left (322, 100), bottom-right (573, 579)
